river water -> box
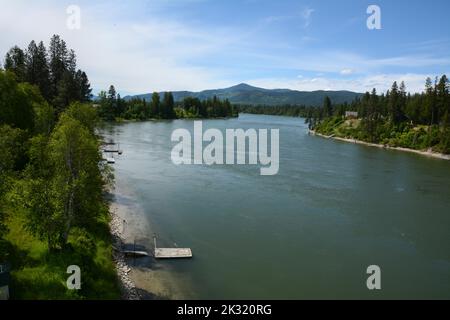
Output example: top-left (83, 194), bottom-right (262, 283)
top-left (102, 114), bottom-right (450, 299)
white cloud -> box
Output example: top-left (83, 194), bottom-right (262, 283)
top-left (252, 51), bottom-right (450, 75)
top-left (262, 7), bottom-right (314, 29)
top-left (245, 73), bottom-right (440, 93)
top-left (0, 1), bottom-right (236, 94)
top-left (340, 69), bottom-right (354, 75)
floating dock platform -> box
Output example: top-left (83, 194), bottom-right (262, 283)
top-left (102, 143), bottom-right (123, 155)
top-left (153, 235), bottom-right (192, 259)
top-left (154, 248), bottom-right (193, 259)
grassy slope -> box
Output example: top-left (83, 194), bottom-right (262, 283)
top-left (3, 201), bottom-right (121, 300)
top-left (315, 117), bottom-right (448, 153)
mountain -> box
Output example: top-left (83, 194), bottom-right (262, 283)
top-left (123, 83), bottom-right (362, 106)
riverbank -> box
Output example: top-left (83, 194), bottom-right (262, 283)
top-left (108, 178), bottom-right (193, 300)
top-left (309, 130), bottom-right (450, 160)
top-left (109, 203), bottom-right (140, 300)
top-left (106, 114), bottom-right (239, 124)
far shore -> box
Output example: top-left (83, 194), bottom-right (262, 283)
top-left (108, 115), bottom-right (239, 124)
top-left (309, 130), bottom-right (450, 161)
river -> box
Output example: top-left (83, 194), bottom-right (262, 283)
top-left (102, 113), bottom-right (450, 299)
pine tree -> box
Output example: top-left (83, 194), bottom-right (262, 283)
top-left (388, 81), bottom-right (405, 125)
top-left (53, 71), bottom-right (76, 113)
top-left (362, 88), bottom-right (380, 142)
top-left (323, 96), bottom-right (332, 117)
top-left (25, 41), bottom-right (52, 100)
top-left (36, 41), bottom-right (52, 100)
top-left (151, 92), bottom-right (161, 118)
top-left (78, 71), bottom-right (92, 102)
top-left (49, 35), bottom-right (68, 98)
top-left (436, 75), bottom-right (449, 124)
top-left (116, 94), bottom-right (124, 118)
top-left (4, 46), bottom-right (26, 82)
top-left (399, 81), bottom-right (407, 115)
top-left (25, 40), bottom-right (39, 84)
top-left (107, 85), bottom-right (117, 101)
top-left (105, 85), bottom-right (117, 119)
top-left (162, 92), bottom-right (175, 119)
top-left (424, 77), bottom-right (435, 125)
top-left (67, 49), bottom-right (77, 75)
top-left (224, 99), bottom-right (233, 117)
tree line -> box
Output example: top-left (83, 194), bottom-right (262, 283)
top-left (97, 85), bottom-right (236, 121)
top-left (310, 75), bottom-right (450, 153)
top-left (3, 35), bottom-right (92, 114)
top-left (236, 104), bottom-right (313, 118)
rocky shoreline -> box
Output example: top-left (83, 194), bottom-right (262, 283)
top-left (309, 130), bottom-right (450, 160)
top-left (109, 207), bottom-right (141, 300)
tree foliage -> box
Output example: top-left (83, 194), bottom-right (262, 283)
top-left (311, 75), bottom-right (450, 153)
top-left (0, 125), bottom-right (27, 244)
top-left (1, 39), bottom-right (120, 298)
top-left (21, 106), bottom-right (103, 249)
top-left (97, 86), bottom-right (236, 121)
top-left (3, 35), bottom-right (92, 114)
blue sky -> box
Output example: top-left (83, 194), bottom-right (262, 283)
top-left (0, 0), bottom-right (449, 95)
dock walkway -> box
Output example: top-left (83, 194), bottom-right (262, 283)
top-left (154, 248), bottom-right (193, 259)
top-left (153, 236), bottom-right (192, 259)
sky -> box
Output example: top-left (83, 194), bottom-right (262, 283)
top-left (0, 0), bottom-right (449, 95)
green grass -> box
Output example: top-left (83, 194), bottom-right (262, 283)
top-left (3, 204), bottom-right (121, 300)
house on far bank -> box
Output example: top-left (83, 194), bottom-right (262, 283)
top-left (345, 111), bottom-right (358, 119)
top-left (0, 264), bottom-right (10, 300)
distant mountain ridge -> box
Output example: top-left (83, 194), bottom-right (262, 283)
top-left (123, 83), bottom-right (362, 106)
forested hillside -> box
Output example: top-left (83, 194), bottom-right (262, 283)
top-left (0, 36), bottom-right (120, 299)
top-left (309, 76), bottom-right (450, 154)
top-left (124, 83), bottom-right (362, 107)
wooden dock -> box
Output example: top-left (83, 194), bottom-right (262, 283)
top-left (106, 157), bottom-right (115, 164)
top-left (153, 235), bottom-right (192, 259)
top-left (102, 143), bottom-right (123, 155)
top-left (154, 248), bottom-right (193, 259)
